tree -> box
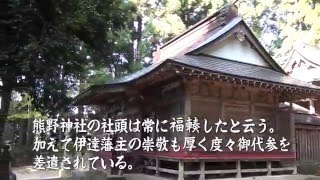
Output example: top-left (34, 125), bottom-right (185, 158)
top-left (7, 92), bottom-right (44, 146)
top-left (80, 0), bottom-right (233, 91)
top-left (0, 0), bottom-right (132, 143)
top-left (236, 0), bottom-right (320, 62)
top-left (3, 0), bottom-right (320, 145)
top-left (131, 0), bottom-right (320, 65)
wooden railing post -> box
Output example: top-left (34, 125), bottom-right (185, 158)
top-left (267, 161), bottom-right (272, 175)
top-left (155, 158), bottom-right (159, 176)
top-left (199, 160), bottom-right (205, 180)
top-left (178, 160), bottom-right (184, 180)
top-left (236, 160), bottom-right (241, 178)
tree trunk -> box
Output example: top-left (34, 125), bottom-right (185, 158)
top-left (0, 84), bottom-right (12, 179)
top-left (18, 120), bottom-right (28, 146)
top-left (127, 20), bottom-right (135, 74)
top-left (26, 116), bottom-right (33, 146)
top-left (136, 15), bottom-right (142, 62)
top-left (0, 87), bottom-right (12, 145)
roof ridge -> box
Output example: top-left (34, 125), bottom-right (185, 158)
top-left (159, 4), bottom-right (239, 50)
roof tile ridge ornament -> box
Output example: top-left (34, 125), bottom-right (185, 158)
top-left (221, 3), bottom-right (239, 23)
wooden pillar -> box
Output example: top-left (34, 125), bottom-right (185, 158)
top-left (155, 158), bottom-right (159, 176)
top-left (249, 91), bottom-right (255, 117)
top-left (267, 161), bottom-right (272, 175)
top-left (289, 102), bottom-right (298, 174)
top-left (184, 79), bottom-right (191, 157)
top-left (249, 91), bottom-right (255, 140)
top-left (199, 160), bottom-right (205, 180)
top-left (220, 99), bottom-right (225, 140)
top-left (178, 160), bottom-right (184, 180)
top-left (221, 100), bottom-right (225, 120)
top-left (236, 160), bottom-right (241, 178)
top-left (184, 79), bottom-right (191, 127)
top-left (275, 95), bottom-right (279, 131)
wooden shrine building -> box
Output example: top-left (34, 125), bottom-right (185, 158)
top-left (282, 42), bottom-right (320, 172)
top-left (74, 4), bottom-right (320, 179)
top-left (282, 42), bottom-right (320, 114)
top-left (283, 42), bottom-right (320, 87)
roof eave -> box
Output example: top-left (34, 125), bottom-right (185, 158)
top-left (73, 83), bottom-right (127, 105)
top-left (167, 56), bottom-right (320, 94)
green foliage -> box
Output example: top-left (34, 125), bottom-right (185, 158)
top-left (1, 0), bottom-right (133, 116)
top-left (2, 0), bottom-right (320, 122)
top-left (237, 0), bottom-right (320, 62)
top-left (131, 0), bottom-right (228, 44)
top-left (87, 0), bottom-right (233, 80)
top-left (8, 93), bottom-right (45, 121)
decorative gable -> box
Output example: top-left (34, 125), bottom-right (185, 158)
top-left (198, 34), bottom-right (270, 67)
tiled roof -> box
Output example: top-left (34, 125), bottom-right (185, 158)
top-left (75, 54), bottom-right (320, 104)
top-left (96, 55), bottom-right (320, 91)
top-left (107, 61), bottom-right (164, 84)
top-left (170, 55), bottom-right (320, 90)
